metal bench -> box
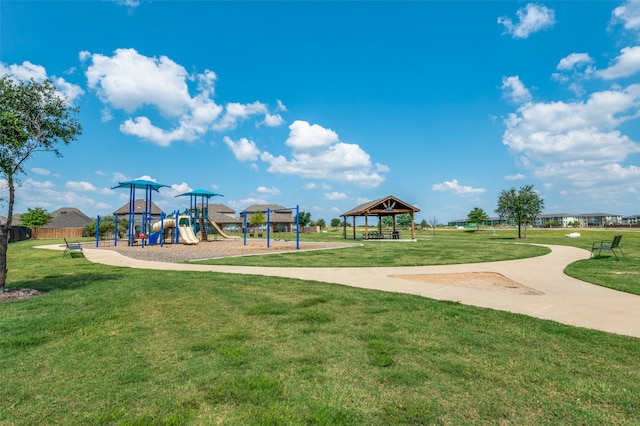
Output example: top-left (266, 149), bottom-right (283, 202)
top-left (63, 238), bottom-right (84, 257)
top-left (591, 234), bottom-right (624, 260)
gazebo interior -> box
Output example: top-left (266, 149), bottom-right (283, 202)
top-left (341, 195), bottom-right (421, 240)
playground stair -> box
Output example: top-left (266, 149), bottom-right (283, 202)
top-left (199, 217), bottom-right (208, 241)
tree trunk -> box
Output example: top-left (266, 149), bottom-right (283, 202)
top-left (0, 175), bottom-right (15, 291)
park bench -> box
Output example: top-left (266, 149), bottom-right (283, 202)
top-left (63, 238), bottom-right (84, 257)
top-left (591, 234), bottom-right (624, 260)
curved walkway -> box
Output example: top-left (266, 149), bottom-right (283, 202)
top-left (59, 244), bottom-right (640, 338)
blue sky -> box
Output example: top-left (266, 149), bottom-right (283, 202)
top-left (2, 1), bottom-right (640, 223)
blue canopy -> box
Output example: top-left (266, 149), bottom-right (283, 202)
top-left (112, 179), bottom-right (170, 192)
top-left (175, 189), bottom-right (224, 198)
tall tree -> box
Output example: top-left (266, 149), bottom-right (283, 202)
top-left (0, 76), bottom-right (81, 291)
top-left (397, 213), bottom-right (412, 229)
top-left (330, 218), bottom-right (341, 230)
top-left (495, 184), bottom-right (544, 239)
top-left (19, 207), bottom-right (52, 239)
top-left (467, 207), bottom-right (489, 231)
top-left (295, 211), bottom-right (311, 227)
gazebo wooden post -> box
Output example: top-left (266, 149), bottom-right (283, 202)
top-left (364, 214), bottom-right (369, 240)
top-left (411, 212), bottom-right (416, 239)
top-left (352, 216), bottom-right (356, 239)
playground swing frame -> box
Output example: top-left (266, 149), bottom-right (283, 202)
top-left (242, 205), bottom-right (300, 250)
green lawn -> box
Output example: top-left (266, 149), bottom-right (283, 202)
top-left (1, 232), bottom-right (639, 424)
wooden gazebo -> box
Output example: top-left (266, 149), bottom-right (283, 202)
top-left (341, 195), bottom-right (421, 240)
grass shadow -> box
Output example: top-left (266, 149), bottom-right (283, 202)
top-left (8, 272), bottom-right (124, 293)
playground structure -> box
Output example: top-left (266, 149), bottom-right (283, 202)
top-left (96, 178), bottom-right (301, 250)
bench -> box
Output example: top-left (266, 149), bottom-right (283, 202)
top-left (591, 234), bottom-right (624, 260)
top-left (63, 238), bottom-right (84, 257)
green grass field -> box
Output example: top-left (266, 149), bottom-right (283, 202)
top-left (1, 229), bottom-right (639, 424)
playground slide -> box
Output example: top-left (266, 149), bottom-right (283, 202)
top-left (207, 219), bottom-right (239, 240)
top-left (150, 216), bottom-right (199, 245)
top-left (178, 224), bottom-right (199, 245)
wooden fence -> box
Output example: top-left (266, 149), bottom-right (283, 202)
top-left (32, 227), bottom-right (83, 239)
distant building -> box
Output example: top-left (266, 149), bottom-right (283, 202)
top-left (622, 215), bottom-right (640, 225)
top-left (448, 212), bottom-right (624, 228)
top-left (197, 203), bottom-right (243, 234)
top-left (241, 204), bottom-right (295, 233)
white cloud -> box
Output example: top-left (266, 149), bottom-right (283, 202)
top-left (260, 121), bottom-right (388, 188)
top-left (501, 76), bottom-right (532, 104)
top-left (432, 179), bottom-right (485, 195)
top-left (556, 53), bottom-right (594, 71)
top-left (324, 191), bottom-right (347, 200)
top-left (113, 0), bottom-right (141, 7)
top-left (276, 99), bottom-right (287, 111)
top-left (31, 168), bottom-right (50, 176)
top-left (213, 101), bottom-right (269, 131)
top-left (262, 113), bottom-right (284, 127)
top-left (505, 173), bottom-right (526, 180)
top-left (498, 3), bottom-right (556, 39)
top-left (0, 60), bottom-right (84, 103)
top-left (257, 186), bottom-right (281, 195)
top-left (83, 48), bottom-right (282, 145)
top-left (66, 181), bottom-right (97, 191)
top-left (597, 46), bottom-right (640, 80)
top-left (502, 84), bottom-right (640, 188)
top-left (610, 1), bottom-right (640, 31)
top-left (223, 136), bottom-right (261, 162)
top-left (304, 183), bottom-right (317, 189)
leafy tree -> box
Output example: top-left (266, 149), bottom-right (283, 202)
top-left (382, 216), bottom-right (393, 228)
top-left (495, 184), bottom-right (544, 239)
top-left (84, 216), bottom-right (128, 239)
top-left (19, 207), bottom-right (52, 239)
top-left (419, 218), bottom-right (427, 230)
top-left (330, 218), bottom-right (341, 229)
top-left (295, 211), bottom-right (311, 227)
top-left (316, 218), bottom-right (326, 229)
top-left (0, 76), bottom-right (81, 291)
top-left (249, 211), bottom-right (266, 230)
top-left (397, 213), bottom-right (412, 229)
top-left (467, 207), bottom-right (489, 231)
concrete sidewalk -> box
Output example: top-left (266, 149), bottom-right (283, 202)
top-left (64, 244), bottom-right (640, 338)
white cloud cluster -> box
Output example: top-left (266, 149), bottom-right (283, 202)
top-left (611, 0), bottom-right (640, 32)
top-left (224, 120), bottom-right (388, 188)
top-left (501, 76), bottom-right (532, 103)
top-left (498, 3), bottom-right (555, 39)
top-left (0, 60), bottom-right (84, 103)
top-left (502, 82), bottom-right (640, 187)
top-left (432, 179), bottom-right (485, 195)
top-left (81, 48), bottom-right (282, 146)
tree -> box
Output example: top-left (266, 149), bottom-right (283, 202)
top-left (19, 207), bottom-right (52, 239)
top-left (0, 76), bottom-right (81, 291)
top-left (495, 184), bottom-right (544, 239)
top-left (419, 218), bottom-right (427, 230)
top-left (316, 218), bottom-right (326, 229)
top-left (381, 216), bottom-right (393, 228)
top-left (295, 211), bottom-right (311, 227)
top-left (397, 213), bottom-right (412, 229)
top-left (428, 216), bottom-right (438, 236)
top-left (249, 211), bottom-right (266, 230)
top-left (84, 215), bottom-right (128, 239)
top-left (330, 218), bottom-right (341, 230)
top-left (467, 207), bottom-right (489, 231)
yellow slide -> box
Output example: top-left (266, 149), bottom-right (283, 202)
top-left (207, 218), bottom-right (240, 240)
top-left (150, 216), bottom-right (199, 245)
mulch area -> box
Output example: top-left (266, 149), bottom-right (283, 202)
top-left (94, 238), bottom-right (358, 263)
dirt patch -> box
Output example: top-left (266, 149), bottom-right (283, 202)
top-left (0, 288), bottom-right (46, 303)
top-left (390, 272), bottom-right (544, 295)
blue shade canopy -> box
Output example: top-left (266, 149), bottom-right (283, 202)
top-left (111, 179), bottom-right (170, 192)
top-left (175, 189), bottom-right (224, 198)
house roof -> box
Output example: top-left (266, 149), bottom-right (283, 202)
top-left (341, 195), bottom-right (420, 217)
top-left (113, 199), bottom-right (163, 215)
top-left (198, 203), bottom-right (235, 214)
top-left (208, 211), bottom-right (242, 224)
top-left (42, 209), bottom-right (93, 229)
top-left (242, 204), bottom-right (294, 223)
